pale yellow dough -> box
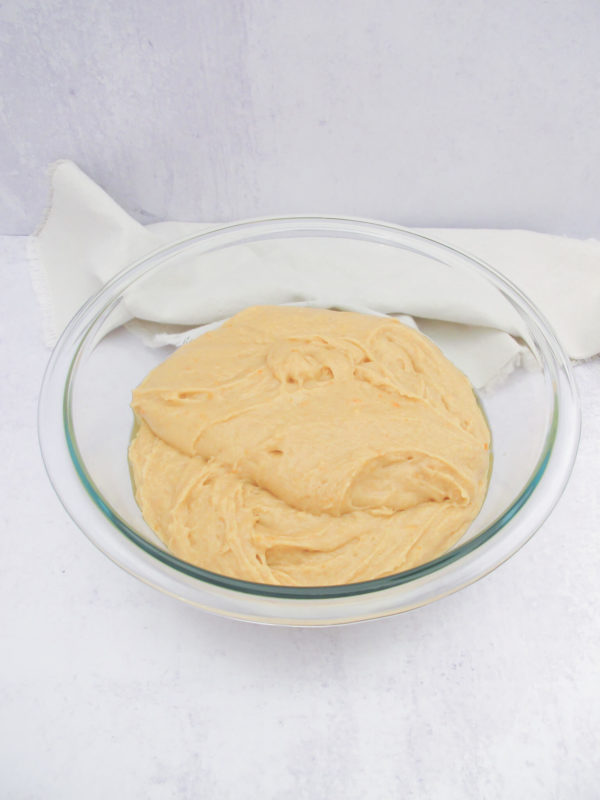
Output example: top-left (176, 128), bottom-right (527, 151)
top-left (129, 306), bottom-right (491, 586)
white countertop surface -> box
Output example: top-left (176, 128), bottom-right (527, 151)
top-left (1, 234), bottom-right (599, 799)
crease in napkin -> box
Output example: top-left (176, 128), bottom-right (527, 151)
top-left (30, 160), bottom-right (600, 390)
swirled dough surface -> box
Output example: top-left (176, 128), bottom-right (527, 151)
top-left (129, 306), bottom-right (490, 586)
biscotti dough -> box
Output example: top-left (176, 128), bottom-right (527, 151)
top-left (129, 306), bottom-right (491, 586)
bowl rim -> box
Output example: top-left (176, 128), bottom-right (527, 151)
top-left (39, 215), bottom-right (581, 606)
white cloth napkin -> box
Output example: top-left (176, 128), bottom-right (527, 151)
top-left (30, 160), bottom-right (600, 389)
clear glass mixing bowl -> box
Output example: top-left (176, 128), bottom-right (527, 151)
top-left (38, 217), bottom-right (580, 625)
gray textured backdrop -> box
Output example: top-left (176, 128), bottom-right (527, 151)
top-left (1, 0), bottom-right (600, 235)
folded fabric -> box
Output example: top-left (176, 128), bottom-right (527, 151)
top-left (30, 160), bottom-right (600, 389)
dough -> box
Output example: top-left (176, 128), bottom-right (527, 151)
top-left (129, 306), bottom-right (491, 586)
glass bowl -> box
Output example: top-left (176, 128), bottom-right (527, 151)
top-left (38, 217), bottom-right (580, 625)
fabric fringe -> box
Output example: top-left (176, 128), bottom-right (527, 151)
top-left (27, 160), bottom-right (69, 348)
top-left (27, 233), bottom-right (57, 348)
